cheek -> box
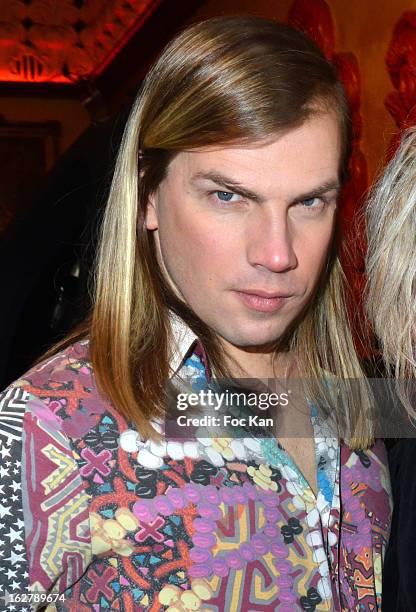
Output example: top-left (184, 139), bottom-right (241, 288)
top-left (169, 205), bottom-right (237, 258)
top-left (157, 203), bottom-right (196, 257)
top-left (159, 207), bottom-right (236, 279)
top-left (298, 225), bottom-right (333, 279)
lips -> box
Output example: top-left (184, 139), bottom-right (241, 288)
top-left (235, 290), bottom-right (293, 313)
top-left (239, 289), bottom-right (293, 299)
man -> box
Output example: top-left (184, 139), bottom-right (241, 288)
top-left (0, 16), bottom-right (390, 611)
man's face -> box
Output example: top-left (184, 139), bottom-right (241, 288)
top-left (146, 112), bottom-right (341, 352)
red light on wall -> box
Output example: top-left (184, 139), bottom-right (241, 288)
top-left (0, 0), bottom-right (161, 85)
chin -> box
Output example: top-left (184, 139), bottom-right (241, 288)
top-left (223, 327), bottom-right (285, 349)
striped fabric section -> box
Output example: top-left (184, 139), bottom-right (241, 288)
top-left (0, 387), bottom-right (29, 443)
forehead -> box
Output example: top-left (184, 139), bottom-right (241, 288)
top-left (166, 112), bottom-right (342, 194)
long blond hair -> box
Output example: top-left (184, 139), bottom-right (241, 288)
top-left (51, 16), bottom-right (372, 447)
top-left (366, 128), bottom-right (416, 414)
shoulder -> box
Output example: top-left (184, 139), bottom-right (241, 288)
top-left (0, 339), bottom-right (114, 443)
top-left (12, 338), bottom-right (93, 393)
top-left (0, 341), bottom-right (95, 594)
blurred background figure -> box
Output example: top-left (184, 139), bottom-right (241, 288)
top-left (365, 126), bottom-right (416, 611)
top-left (0, 0), bottom-right (415, 387)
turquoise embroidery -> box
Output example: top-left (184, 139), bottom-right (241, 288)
top-left (183, 351), bottom-right (339, 502)
top-left (260, 437), bottom-right (309, 489)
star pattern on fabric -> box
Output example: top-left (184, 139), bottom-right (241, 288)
top-left (0, 400), bottom-right (28, 598)
top-left (0, 590), bottom-right (31, 611)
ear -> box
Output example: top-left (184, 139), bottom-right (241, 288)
top-left (145, 192), bottom-right (159, 230)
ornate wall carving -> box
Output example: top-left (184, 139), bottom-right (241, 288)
top-left (288, 0), bottom-right (335, 59)
top-left (385, 11), bottom-right (416, 154)
top-left (0, 0), bottom-right (161, 83)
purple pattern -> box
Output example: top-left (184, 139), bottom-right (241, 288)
top-left (0, 340), bottom-right (392, 611)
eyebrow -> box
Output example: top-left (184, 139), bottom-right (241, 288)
top-left (189, 171), bottom-right (341, 203)
top-left (190, 171), bottom-right (263, 202)
top-left (295, 179), bottom-right (341, 202)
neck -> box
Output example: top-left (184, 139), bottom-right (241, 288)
top-left (219, 338), bottom-right (296, 380)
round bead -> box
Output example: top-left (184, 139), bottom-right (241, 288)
top-left (243, 437), bottom-right (262, 454)
top-left (193, 518), bottom-right (216, 533)
top-left (119, 429), bottom-right (141, 452)
top-left (166, 488), bottom-right (185, 509)
top-left (264, 525), bottom-right (279, 538)
top-left (222, 488), bottom-right (235, 505)
top-left (306, 509), bottom-right (320, 528)
top-left (230, 439), bottom-right (247, 461)
top-left (250, 534), bottom-right (270, 555)
top-left (153, 497), bottom-right (174, 515)
top-left (270, 542), bottom-right (289, 557)
top-left (165, 603), bottom-right (183, 612)
top-left (204, 446), bottom-right (224, 467)
top-left (102, 520), bottom-right (124, 539)
top-left (115, 508), bottom-right (138, 531)
top-left (183, 483), bottom-right (201, 503)
top-left (137, 448), bottom-right (163, 469)
top-left (240, 543), bottom-right (256, 561)
top-left (212, 558), bottom-right (229, 577)
top-left (226, 551), bottom-right (244, 570)
top-left (158, 585), bottom-right (181, 605)
top-left (274, 559), bottom-right (292, 573)
top-left (193, 533), bottom-right (216, 548)
top-left (277, 575), bottom-right (293, 588)
top-left (188, 563), bottom-right (211, 578)
top-left (167, 441), bottom-right (185, 461)
top-left (204, 486), bottom-right (220, 504)
top-left (306, 531), bottom-right (322, 548)
top-left (191, 579), bottom-right (213, 600)
top-left (133, 501), bottom-right (155, 523)
top-left (149, 440), bottom-right (167, 457)
top-left (189, 548), bottom-right (213, 564)
top-left (197, 503), bottom-right (222, 521)
top-left (183, 441), bottom-right (200, 459)
top-left (180, 591), bottom-right (201, 610)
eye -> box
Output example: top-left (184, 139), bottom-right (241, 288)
top-left (299, 196), bottom-right (323, 208)
top-left (215, 190), bottom-right (241, 203)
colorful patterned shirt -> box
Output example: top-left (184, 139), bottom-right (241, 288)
top-left (0, 319), bottom-right (391, 611)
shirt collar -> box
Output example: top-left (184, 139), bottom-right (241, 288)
top-left (168, 311), bottom-right (198, 375)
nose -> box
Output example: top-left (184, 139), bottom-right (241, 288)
top-left (246, 208), bottom-right (298, 273)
